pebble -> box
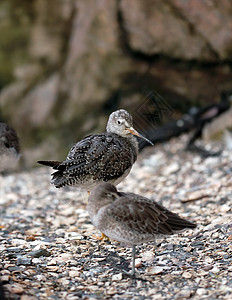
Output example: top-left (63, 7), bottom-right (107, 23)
top-left (6, 247), bottom-right (21, 252)
top-left (112, 273), bottom-right (122, 281)
top-left (10, 239), bottom-right (27, 246)
top-left (69, 270), bottom-right (81, 277)
top-left (5, 283), bottom-right (24, 294)
top-left (31, 258), bottom-right (42, 264)
top-left (57, 278), bottom-right (70, 285)
top-left (211, 266), bottom-right (220, 273)
top-left (141, 251), bottom-right (155, 263)
top-left (182, 271), bottom-right (192, 279)
top-left (106, 287), bottom-right (117, 295)
top-left (21, 295), bottom-right (37, 300)
top-left (175, 289), bottom-right (193, 298)
top-left (162, 162), bottom-right (179, 175)
top-left (35, 274), bottom-right (46, 281)
top-left (196, 288), bottom-right (208, 296)
top-left (130, 258), bottom-right (142, 268)
top-left (1, 275), bottom-right (10, 282)
top-left (17, 257), bottom-right (32, 266)
top-left (29, 249), bottom-right (51, 258)
top-left (46, 266), bottom-right (59, 272)
top-left (146, 266), bottom-right (164, 275)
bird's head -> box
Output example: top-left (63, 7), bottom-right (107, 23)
top-left (106, 109), bottom-right (153, 145)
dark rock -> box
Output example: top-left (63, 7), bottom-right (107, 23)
top-left (7, 253), bottom-right (18, 259)
top-left (7, 266), bottom-right (21, 272)
top-left (190, 241), bottom-right (205, 249)
top-left (28, 249), bottom-right (51, 258)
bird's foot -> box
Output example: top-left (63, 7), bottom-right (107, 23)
top-left (92, 233), bottom-right (110, 241)
top-left (123, 269), bottom-right (139, 278)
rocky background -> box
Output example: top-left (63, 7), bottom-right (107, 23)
top-left (0, 0), bottom-right (232, 168)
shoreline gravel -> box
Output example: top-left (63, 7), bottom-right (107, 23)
top-left (0, 134), bottom-right (232, 299)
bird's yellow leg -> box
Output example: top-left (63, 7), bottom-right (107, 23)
top-left (92, 233), bottom-right (110, 241)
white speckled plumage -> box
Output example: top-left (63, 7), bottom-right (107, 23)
top-left (38, 109), bottom-right (152, 190)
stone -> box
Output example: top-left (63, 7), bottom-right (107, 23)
top-left (182, 271), bottom-right (192, 279)
top-left (0, 275), bottom-right (9, 282)
top-left (29, 249), bottom-right (51, 258)
top-left (17, 257), bottom-right (32, 266)
top-left (146, 266), bottom-right (164, 275)
top-left (112, 273), bottom-right (123, 282)
top-left (5, 283), bottom-right (24, 294)
top-left (141, 251), bottom-right (155, 263)
top-left (163, 162), bottom-right (179, 176)
top-left (69, 270), bottom-right (81, 278)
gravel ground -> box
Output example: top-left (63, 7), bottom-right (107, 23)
top-left (0, 135), bottom-right (232, 300)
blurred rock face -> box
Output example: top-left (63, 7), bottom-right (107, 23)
top-left (120, 0), bottom-right (232, 60)
top-left (0, 0), bottom-right (232, 168)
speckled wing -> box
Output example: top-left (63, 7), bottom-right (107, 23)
top-left (0, 123), bottom-right (20, 153)
top-left (102, 194), bottom-right (196, 236)
top-left (51, 133), bottom-right (137, 188)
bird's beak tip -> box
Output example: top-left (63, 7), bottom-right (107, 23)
top-left (127, 127), bottom-right (153, 146)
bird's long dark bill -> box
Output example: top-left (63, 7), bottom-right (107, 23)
top-left (127, 127), bottom-right (154, 146)
top-left (37, 160), bottom-right (60, 167)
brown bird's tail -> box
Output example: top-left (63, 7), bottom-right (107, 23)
top-left (165, 210), bottom-right (197, 232)
top-left (37, 160), bottom-right (60, 168)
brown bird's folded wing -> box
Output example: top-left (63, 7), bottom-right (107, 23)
top-left (104, 197), bottom-right (174, 235)
top-left (105, 196), bottom-right (196, 236)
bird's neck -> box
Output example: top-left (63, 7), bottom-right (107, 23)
top-left (87, 197), bottom-right (113, 217)
top-left (126, 134), bottom-right (139, 153)
top-left (107, 131), bottom-right (139, 153)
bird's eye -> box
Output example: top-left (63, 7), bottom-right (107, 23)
top-left (117, 120), bottom-right (122, 125)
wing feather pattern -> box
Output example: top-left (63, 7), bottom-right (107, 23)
top-left (103, 195), bottom-right (196, 238)
top-left (50, 133), bottom-right (137, 188)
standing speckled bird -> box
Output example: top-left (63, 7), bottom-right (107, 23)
top-left (87, 183), bottom-right (197, 276)
top-left (0, 122), bottom-right (20, 172)
top-left (38, 109), bottom-right (153, 190)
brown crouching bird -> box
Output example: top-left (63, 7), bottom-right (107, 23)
top-left (87, 183), bottom-right (197, 276)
